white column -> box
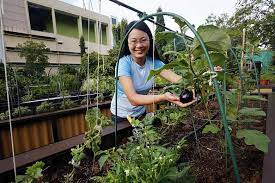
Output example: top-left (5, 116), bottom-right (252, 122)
top-left (51, 8), bottom-right (57, 35)
top-left (24, 0), bottom-right (31, 33)
top-left (78, 16), bottom-right (83, 38)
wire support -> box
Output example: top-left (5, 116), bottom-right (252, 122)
top-left (0, 0), bottom-right (17, 178)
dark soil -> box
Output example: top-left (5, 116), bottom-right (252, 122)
top-left (44, 155), bottom-right (110, 183)
top-left (42, 138), bottom-right (127, 183)
top-left (41, 99), bottom-right (267, 183)
top-left (172, 100), bottom-right (267, 183)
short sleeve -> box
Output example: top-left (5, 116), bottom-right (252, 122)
top-left (116, 56), bottom-right (131, 77)
top-left (153, 59), bottom-right (165, 70)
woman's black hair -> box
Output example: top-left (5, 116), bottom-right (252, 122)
top-left (119, 20), bottom-right (160, 60)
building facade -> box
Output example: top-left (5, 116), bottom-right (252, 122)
top-left (1, 0), bottom-right (113, 68)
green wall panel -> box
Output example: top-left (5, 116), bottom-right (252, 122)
top-left (101, 24), bottom-right (107, 45)
top-left (46, 20), bottom-right (54, 33)
top-left (56, 13), bottom-right (79, 38)
top-left (82, 20), bottom-right (96, 42)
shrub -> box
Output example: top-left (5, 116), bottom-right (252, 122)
top-left (36, 101), bottom-right (55, 114)
top-left (60, 99), bottom-right (76, 110)
top-left (12, 106), bottom-right (32, 118)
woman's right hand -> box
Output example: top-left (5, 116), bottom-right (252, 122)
top-left (163, 92), bottom-right (180, 102)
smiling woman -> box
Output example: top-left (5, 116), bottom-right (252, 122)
top-left (110, 21), bottom-right (197, 122)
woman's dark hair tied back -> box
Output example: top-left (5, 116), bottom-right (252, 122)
top-left (120, 20), bottom-right (160, 60)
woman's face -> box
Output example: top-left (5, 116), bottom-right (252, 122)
top-left (128, 29), bottom-right (150, 61)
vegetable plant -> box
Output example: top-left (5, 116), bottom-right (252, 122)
top-left (149, 23), bottom-right (230, 122)
top-left (223, 91), bottom-right (270, 153)
top-left (16, 161), bottom-right (45, 183)
top-left (65, 108), bottom-right (111, 182)
top-left (93, 115), bottom-right (194, 183)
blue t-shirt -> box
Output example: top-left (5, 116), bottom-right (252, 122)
top-left (110, 55), bottom-right (164, 118)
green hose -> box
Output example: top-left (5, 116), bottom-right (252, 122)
top-left (115, 12), bottom-right (240, 182)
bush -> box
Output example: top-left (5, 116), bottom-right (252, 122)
top-left (60, 99), bottom-right (76, 110)
top-left (0, 112), bottom-right (8, 121)
top-left (81, 76), bottom-right (114, 94)
top-left (0, 79), bottom-right (6, 101)
top-left (36, 101), bottom-right (55, 114)
top-left (21, 94), bottom-right (33, 102)
top-left (12, 106), bottom-right (32, 118)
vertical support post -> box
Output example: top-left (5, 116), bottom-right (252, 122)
top-left (240, 28), bottom-right (246, 72)
top-left (95, 20), bottom-right (99, 45)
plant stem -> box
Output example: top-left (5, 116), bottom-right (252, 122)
top-left (190, 107), bottom-right (201, 158)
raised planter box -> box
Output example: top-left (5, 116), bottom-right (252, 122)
top-left (0, 101), bottom-right (112, 159)
top-left (0, 120), bottom-right (132, 175)
top-left (0, 100), bottom-right (157, 176)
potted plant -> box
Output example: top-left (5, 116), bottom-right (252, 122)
top-left (260, 65), bottom-right (275, 85)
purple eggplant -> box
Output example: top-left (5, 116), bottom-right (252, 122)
top-left (179, 89), bottom-right (193, 103)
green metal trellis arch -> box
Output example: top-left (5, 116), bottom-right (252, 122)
top-left (114, 12), bottom-right (241, 182)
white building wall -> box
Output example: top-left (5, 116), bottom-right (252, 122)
top-left (2, 0), bottom-right (113, 65)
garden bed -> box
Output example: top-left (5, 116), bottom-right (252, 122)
top-left (22, 96), bottom-right (267, 182)
top-left (20, 96), bottom-right (268, 183)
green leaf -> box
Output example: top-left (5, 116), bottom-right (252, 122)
top-left (237, 129), bottom-right (270, 153)
top-left (98, 154), bottom-right (109, 170)
top-left (26, 161), bottom-right (45, 179)
top-left (209, 52), bottom-right (226, 66)
top-left (194, 52), bottom-right (226, 71)
top-left (242, 95), bottom-right (267, 101)
top-left (173, 17), bottom-right (187, 29)
top-left (238, 119), bottom-right (261, 123)
top-left (155, 31), bottom-right (176, 43)
top-left (202, 124), bottom-right (220, 134)
top-left (162, 50), bottom-right (182, 57)
top-left (239, 107), bottom-right (266, 117)
top-left (15, 175), bottom-right (27, 183)
top-left (159, 165), bottom-right (193, 183)
top-left (224, 90), bottom-right (238, 106)
top-left (192, 25), bottom-right (231, 57)
top-left (147, 60), bottom-right (188, 81)
top-left (226, 104), bottom-right (238, 121)
top-left (127, 116), bottom-right (141, 127)
top-left (193, 59), bottom-right (208, 74)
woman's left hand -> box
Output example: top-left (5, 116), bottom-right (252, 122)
top-left (171, 98), bottom-right (198, 108)
top-left (167, 90), bottom-right (198, 108)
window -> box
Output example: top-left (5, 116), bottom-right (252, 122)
top-left (28, 3), bottom-right (53, 33)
